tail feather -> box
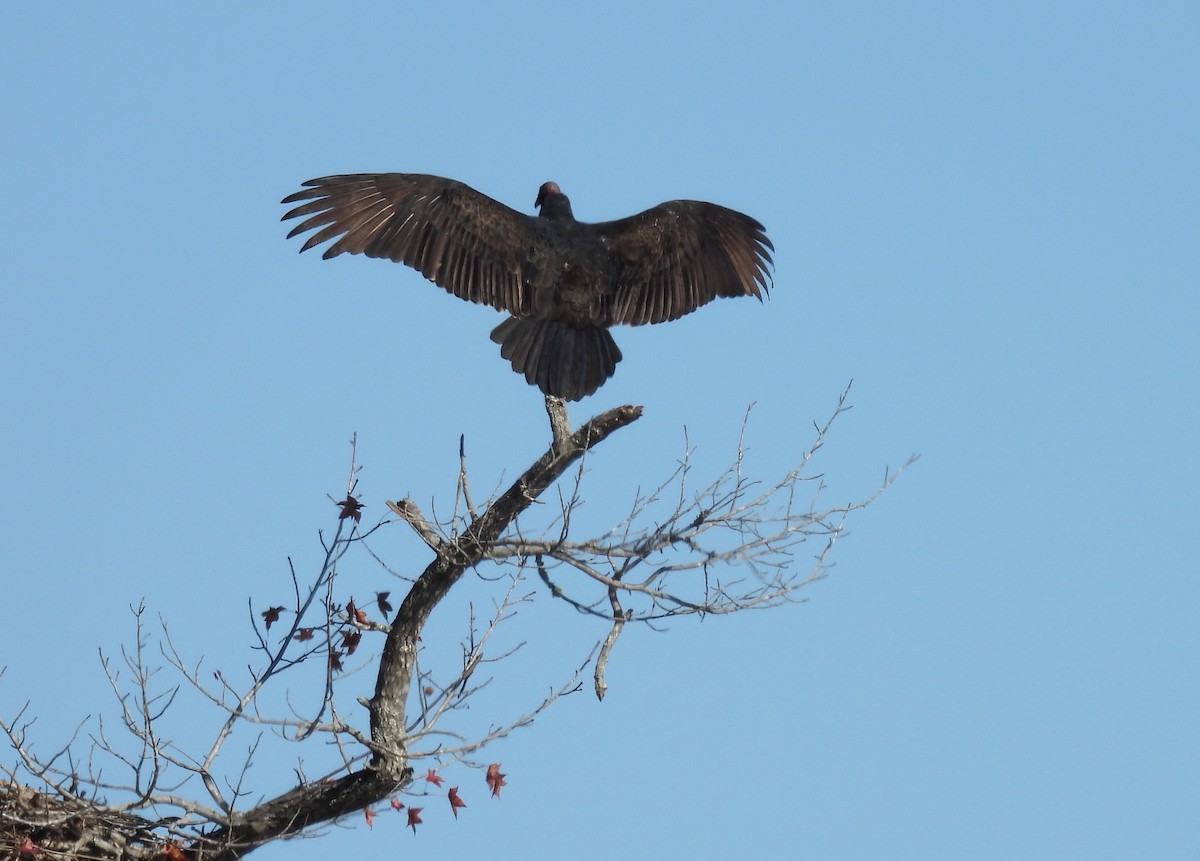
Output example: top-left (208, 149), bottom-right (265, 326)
top-left (551, 325), bottom-right (576, 398)
top-left (505, 317), bottom-right (535, 371)
top-left (490, 317), bottom-right (622, 400)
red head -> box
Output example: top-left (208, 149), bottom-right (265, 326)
top-left (535, 181), bottom-right (562, 209)
top-left (534, 181), bottom-right (574, 220)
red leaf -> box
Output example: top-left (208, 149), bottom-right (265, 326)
top-left (329, 650), bottom-right (343, 672)
top-left (296, 628), bottom-right (315, 642)
top-left (448, 786), bottom-right (466, 819)
top-left (363, 807), bottom-right (375, 829)
top-left (376, 591), bottom-right (393, 616)
top-left (261, 606), bottom-right (286, 630)
top-left (390, 798), bottom-right (405, 811)
top-left (158, 842), bottom-right (187, 861)
top-left (337, 495), bottom-right (364, 523)
top-left (423, 769), bottom-right (444, 788)
top-left (340, 630), bottom-right (362, 655)
top-left (17, 837), bottom-right (40, 859)
top-left (485, 763), bottom-right (507, 798)
top-left (346, 599), bottom-right (368, 625)
top-left (406, 806), bottom-right (423, 834)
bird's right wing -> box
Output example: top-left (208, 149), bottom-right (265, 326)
top-left (281, 173), bottom-right (541, 314)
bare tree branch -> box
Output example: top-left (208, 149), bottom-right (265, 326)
top-left (3, 387), bottom-right (909, 861)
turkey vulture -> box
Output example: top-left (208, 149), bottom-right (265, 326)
top-left (281, 173), bottom-right (773, 400)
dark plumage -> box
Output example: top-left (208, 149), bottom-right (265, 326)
top-left (281, 173), bottom-right (773, 400)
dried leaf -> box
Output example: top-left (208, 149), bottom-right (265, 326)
top-left (347, 599), bottom-right (368, 625)
top-left (261, 606), bottom-right (286, 630)
top-left (376, 591), bottom-right (393, 616)
top-left (340, 629), bottom-right (362, 655)
top-left (406, 806), bottom-right (423, 834)
top-left (448, 786), bottom-right (466, 819)
top-left (423, 769), bottom-right (444, 788)
top-left (337, 495), bottom-right (365, 523)
top-left (485, 763), bottom-right (507, 798)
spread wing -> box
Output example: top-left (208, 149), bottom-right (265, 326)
top-left (594, 201), bottom-right (773, 326)
top-left (281, 173), bottom-right (541, 314)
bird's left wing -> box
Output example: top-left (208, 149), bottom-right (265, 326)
top-left (282, 173), bottom-right (540, 314)
top-left (593, 201), bottom-right (774, 326)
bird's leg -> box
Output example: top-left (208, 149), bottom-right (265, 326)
top-left (545, 395), bottom-right (572, 450)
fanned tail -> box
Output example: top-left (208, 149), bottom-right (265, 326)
top-left (490, 317), bottom-right (622, 401)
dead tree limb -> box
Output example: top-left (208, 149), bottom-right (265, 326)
top-left (3, 386), bottom-right (910, 861)
top-left (197, 400), bottom-right (642, 860)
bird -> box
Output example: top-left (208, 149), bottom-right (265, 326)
top-left (281, 173), bottom-right (773, 400)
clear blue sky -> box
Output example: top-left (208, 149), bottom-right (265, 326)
top-left (3, 3), bottom-right (1197, 858)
